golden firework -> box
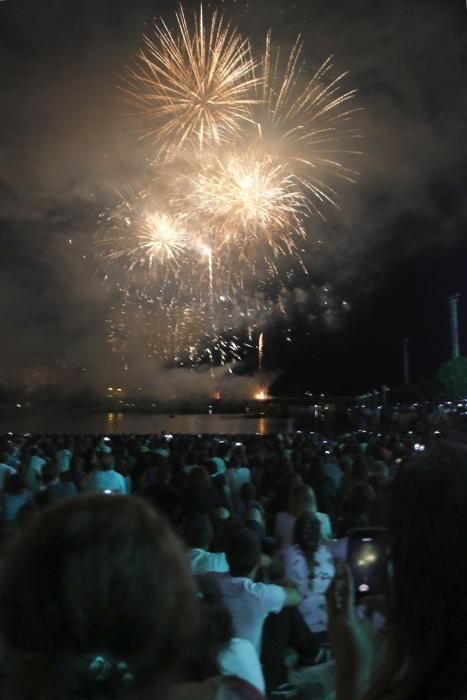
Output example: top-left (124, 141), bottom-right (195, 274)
top-left (138, 212), bottom-right (188, 268)
top-left (97, 192), bottom-right (190, 280)
top-left (185, 149), bottom-right (308, 270)
top-left (125, 5), bottom-right (259, 154)
top-left (99, 10), bottom-right (362, 366)
top-left (251, 33), bottom-right (362, 214)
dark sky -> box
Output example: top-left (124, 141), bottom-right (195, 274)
top-left (1, 0), bottom-right (467, 396)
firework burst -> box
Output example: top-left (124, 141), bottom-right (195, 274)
top-left (185, 149), bottom-right (308, 271)
top-left (125, 5), bottom-right (259, 154)
top-left (97, 7), bottom-right (362, 367)
top-left (97, 190), bottom-right (191, 285)
top-left (250, 33), bottom-right (362, 214)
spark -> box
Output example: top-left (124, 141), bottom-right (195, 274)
top-left (125, 5), bottom-right (259, 154)
top-left (98, 192), bottom-right (188, 275)
top-left (186, 149), bottom-right (308, 270)
top-left (250, 34), bottom-right (362, 216)
top-left (139, 212), bottom-right (188, 267)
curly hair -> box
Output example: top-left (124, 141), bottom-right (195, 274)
top-left (293, 512), bottom-right (321, 577)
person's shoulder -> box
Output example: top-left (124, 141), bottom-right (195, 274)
top-left (110, 470), bottom-right (126, 482)
top-left (0, 463), bottom-right (15, 473)
top-left (243, 579), bottom-right (284, 599)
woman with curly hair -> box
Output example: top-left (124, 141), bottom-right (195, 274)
top-left (280, 511), bottom-right (335, 643)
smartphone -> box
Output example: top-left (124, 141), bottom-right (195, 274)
top-left (346, 528), bottom-right (389, 598)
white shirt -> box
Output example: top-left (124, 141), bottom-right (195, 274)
top-left (84, 470), bottom-right (127, 494)
top-left (226, 467), bottom-right (251, 515)
top-left (216, 575), bottom-right (285, 652)
top-left (29, 455), bottom-right (46, 474)
top-left (56, 449), bottom-right (72, 473)
top-left (0, 463), bottom-right (17, 491)
top-left (211, 457), bottom-right (226, 474)
top-left (226, 467), bottom-right (250, 496)
top-left (218, 637), bottom-right (265, 695)
top-left (324, 462), bottom-right (342, 489)
top-left (189, 548), bottom-right (229, 575)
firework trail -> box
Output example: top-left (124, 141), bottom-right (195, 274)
top-left (258, 331), bottom-right (264, 370)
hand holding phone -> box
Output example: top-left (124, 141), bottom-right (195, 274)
top-left (326, 561), bottom-right (376, 693)
top-left (346, 527), bottom-right (390, 599)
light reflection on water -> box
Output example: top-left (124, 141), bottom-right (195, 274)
top-left (0, 412), bottom-right (294, 435)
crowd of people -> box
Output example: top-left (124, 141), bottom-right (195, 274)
top-left (0, 426), bottom-right (465, 700)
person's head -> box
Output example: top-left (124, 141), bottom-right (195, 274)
top-left (186, 466), bottom-right (210, 491)
top-left (225, 527), bottom-right (261, 578)
top-left (339, 456), bottom-right (353, 474)
top-left (366, 443), bottom-right (467, 700)
top-left (347, 483), bottom-right (373, 518)
top-left (287, 483), bottom-right (317, 516)
top-left (351, 455), bottom-right (368, 483)
top-left (308, 455), bottom-right (327, 485)
top-left (183, 513), bottom-right (214, 550)
top-left (0, 495), bottom-right (199, 700)
top-left (98, 451), bottom-right (114, 471)
top-left (229, 443), bottom-right (245, 467)
top-left (41, 463), bottom-right (59, 486)
top-left (293, 512), bottom-right (321, 561)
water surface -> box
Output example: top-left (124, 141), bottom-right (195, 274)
top-left (0, 411), bottom-right (296, 435)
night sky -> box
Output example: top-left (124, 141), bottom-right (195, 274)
top-left (1, 0), bottom-right (467, 396)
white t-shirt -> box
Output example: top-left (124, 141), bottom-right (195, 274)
top-left (226, 468), bottom-right (251, 515)
top-left (189, 549), bottom-right (229, 575)
top-left (0, 463), bottom-right (17, 491)
top-left (84, 470), bottom-right (127, 494)
top-left (226, 468), bottom-right (250, 496)
top-left (216, 574), bottom-right (285, 652)
top-left (29, 455), bottom-right (46, 474)
top-left (218, 637), bottom-right (265, 695)
top-left (211, 457), bottom-right (226, 475)
top-left (56, 449), bottom-right (72, 473)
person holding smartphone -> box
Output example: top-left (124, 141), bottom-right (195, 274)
top-left (326, 443), bottom-right (467, 700)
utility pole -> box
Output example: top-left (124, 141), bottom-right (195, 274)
top-left (403, 337), bottom-right (410, 384)
top-left (449, 294), bottom-right (460, 359)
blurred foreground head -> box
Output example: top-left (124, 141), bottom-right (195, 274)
top-left (0, 494), bottom-right (199, 700)
top-left (369, 442), bottom-right (467, 700)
